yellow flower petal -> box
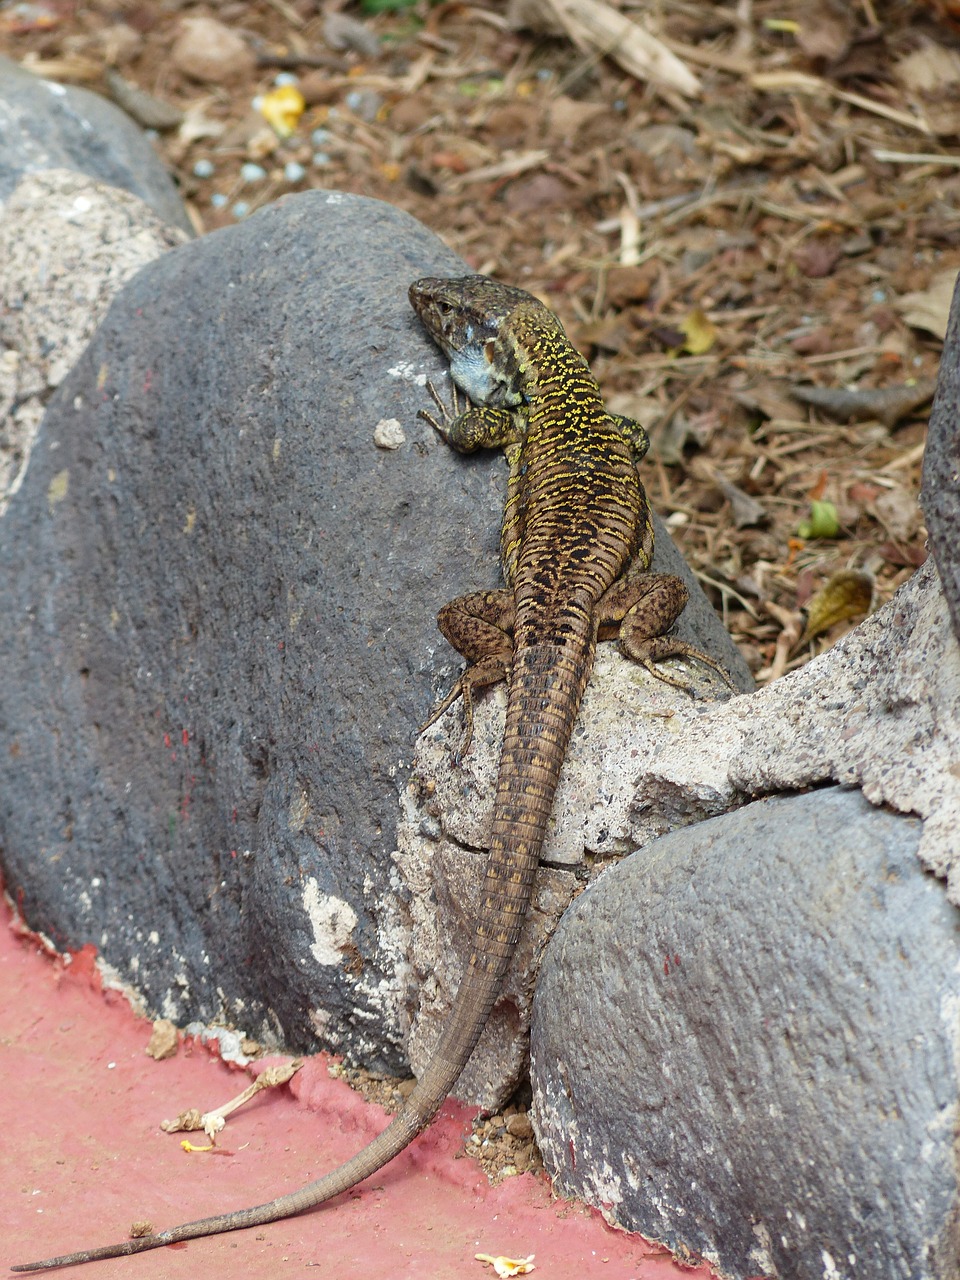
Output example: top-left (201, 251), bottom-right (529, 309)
top-left (679, 306), bottom-right (717, 355)
top-left (259, 85), bottom-right (305, 138)
top-left (475, 1254), bottom-right (536, 1277)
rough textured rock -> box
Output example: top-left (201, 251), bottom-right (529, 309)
top-left (0, 189), bottom-right (742, 1078)
top-left (398, 651), bottom-right (735, 1108)
top-left (399, 555), bottom-right (960, 1107)
top-left (0, 169), bottom-right (187, 509)
top-left (0, 55), bottom-right (192, 234)
top-left (729, 558), bottom-right (960, 899)
top-left (531, 787), bottom-right (960, 1280)
top-left (558, 559), bottom-right (960, 907)
top-left (923, 272), bottom-right (960, 642)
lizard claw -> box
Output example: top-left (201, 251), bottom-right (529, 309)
top-left (420, 674), bottom-right (476, 761)
top-left (418, 380), bottom-right (462, 442)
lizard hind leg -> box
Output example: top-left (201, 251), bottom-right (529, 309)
top-left (421, 587), bottom-right (516, 759)
top-left (598, 571), bottom-right (736, 694)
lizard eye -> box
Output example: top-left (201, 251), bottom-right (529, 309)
top-left (484, 339), bottom-right (496, 363)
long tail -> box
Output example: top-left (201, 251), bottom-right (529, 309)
top-left (12, 639), bottom-right (591, 1273)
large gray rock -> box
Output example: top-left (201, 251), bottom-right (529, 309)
top-left (923, 273), bottom-right (960, 642)
top-left (0, 190), bottom-right (743, 1074)
top-left (399, 646), bottom-right (736, 1109)
top-left (0, 56), bottom-right (191, 234)
top-left (531, 787), bottom-right (960, 1279)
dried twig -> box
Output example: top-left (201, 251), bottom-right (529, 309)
top-left (752, 70), bottom-right (932, 134)
top-left (161, 1059), bottom-right (303, 1143)
top-left (446, 150), bottom-right (550, 191)
top-left (539, 0), bottom-right (701, 98)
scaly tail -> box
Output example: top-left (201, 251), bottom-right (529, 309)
top-left (12, 639), bottom-right (590, 1273)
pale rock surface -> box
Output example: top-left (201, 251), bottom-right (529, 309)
top-left (0, 170), bottom-right (186, 510)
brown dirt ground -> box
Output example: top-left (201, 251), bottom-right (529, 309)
top-left (332, 1060), bottom-right (545, 1180)
top-left (5, 1), bottom-right (950, 682)
top-left (4, 0), bottom-right (955, 1176)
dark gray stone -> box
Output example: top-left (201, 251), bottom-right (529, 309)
top-left (531, 787), bottom-right (960, 1279)
top-left (923, 275), bottom-right (960, 644)
top-left (0, 188), bottom-right (745, 1072)
top-left (0, 56), bottom-right (191, 234)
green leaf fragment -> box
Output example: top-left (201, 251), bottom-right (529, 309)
top-left (797, 499), bottom-right (840, 539)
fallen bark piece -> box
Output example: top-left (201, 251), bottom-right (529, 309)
top-left (791, 378), bottom-right (936, 427)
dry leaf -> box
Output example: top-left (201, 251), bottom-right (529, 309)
top-left (715, 475), bottom-right (767, 528)
top-left (895, 268), bottom-right (959, 340)
top-left (105, 69), bottom-right (183, 131)
top-left (796, 9), bottom-right (852, 63)
top-left (679, 306), bottom-right (717, 355)
top-left (794, 238), bottom-right (841, 279)
top-left (801, 570), bottom-right (873, 642)
top-left (604, 392), bottom-right (664, 430)
top-left (322, 11), bottom-right (380, 58)
top-left (547, 95), bottom-right (605, 141)
top-left (894, 41), bottom-right (960, 93)
top-left (873, 487), bottom-right (922, 542)
top-left (734, 385), bottom-right (804, 423)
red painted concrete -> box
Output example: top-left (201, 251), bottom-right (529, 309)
top-left (2, 903), bottom-right (716, 1279)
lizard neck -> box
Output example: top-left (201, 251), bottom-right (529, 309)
top-left (502, 309), bottom-right (608, 440)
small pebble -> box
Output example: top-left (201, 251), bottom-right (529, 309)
top-left (193, 159), bottom-right (215, 179)
top-left (171, 15), bottom-right (254, 83)
top-left (284, 161), bottom-right (306, 183)
top-left (311, 127), bottom-right (332, 147)
top-left (313, 152), bottom-right (331, 168)
top-left (274, 71), bottom-right (299, 87)
top-left (240, 162), bottom-right (267, 183)
top-left (232, 201), bottom-right (250, 219)
top-left (373, 418), bottom-right (405, 450)
top-left (344, 88), bottom-right (382, 122)
top-left (210, 192), bottom-right (227, 209)
top-left (506, 1112), bottom-right (534, 1139)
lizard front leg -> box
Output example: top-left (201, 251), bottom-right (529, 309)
top-left (419, 381), bottom-right (525, 453)
top-left (607, 412), bottom-right (650, 462)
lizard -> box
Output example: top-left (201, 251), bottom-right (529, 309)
top-left (12, 273), bottom-right (729, 1272)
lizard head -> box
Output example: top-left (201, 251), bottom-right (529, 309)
top-left (409, 274), bottom-right (547, 408)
